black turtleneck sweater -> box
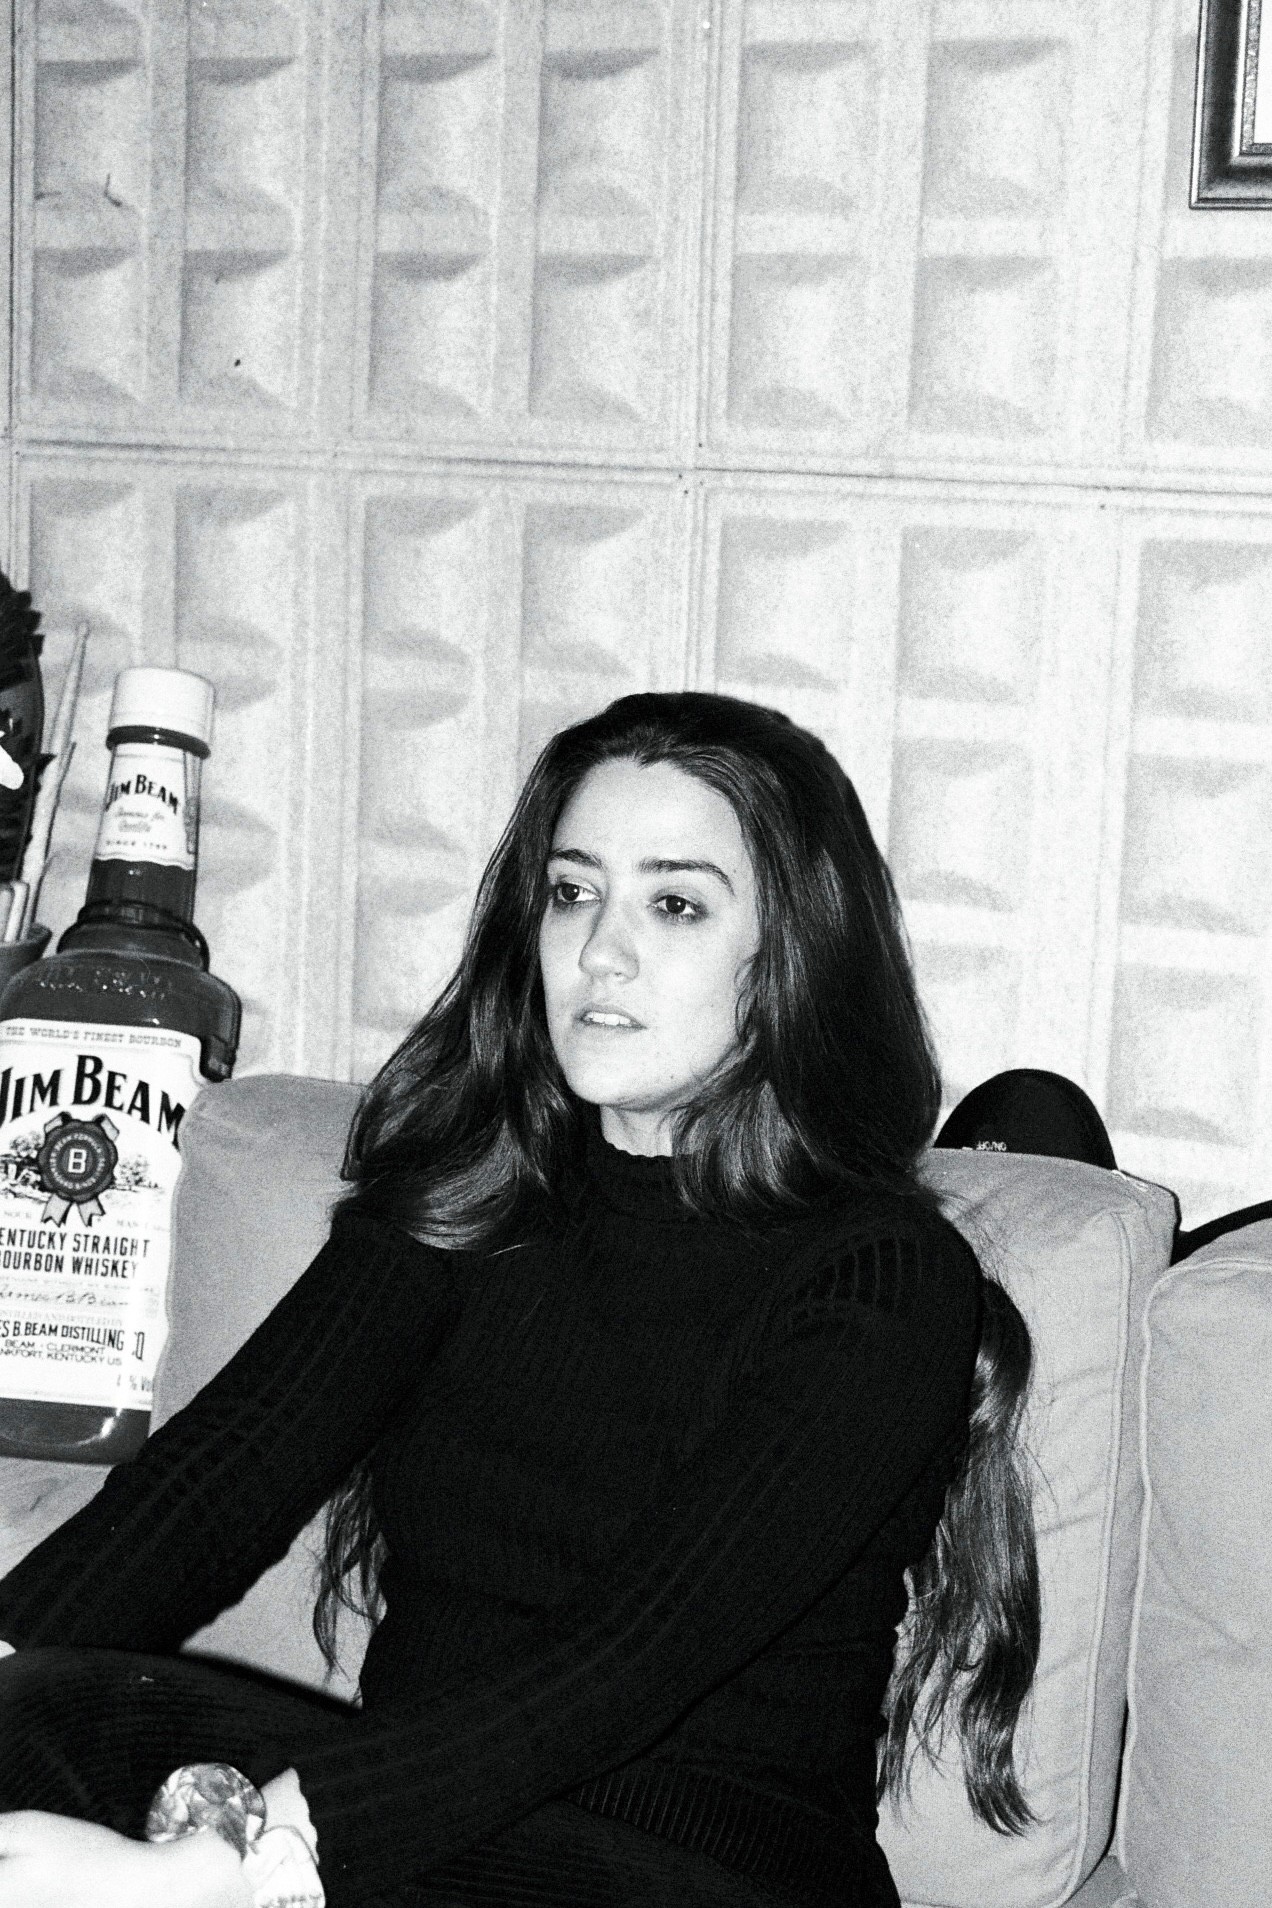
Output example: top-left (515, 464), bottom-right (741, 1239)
top-left (0, 1129), bottom-right (981, 1901)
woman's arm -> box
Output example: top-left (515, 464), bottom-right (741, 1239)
top-left (0, 1211), bottom-right (457, 1655)
top-left (0, 1813), bottom-right (251, 1908)
top-left (287, 1220), bottom-right (982, 1897)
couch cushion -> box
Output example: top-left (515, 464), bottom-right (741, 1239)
top-left (155, 1073), bottom-right (363, 1698)
top-left (159, 1083), bottom-right (1176, 1906)
top-left (1115, 1219), bottom-right (1272, 1908)
top-left (880, 1152), bottom-right (1175, 1908)
top-left (1064, 1854), bottom-right (1140, 1908)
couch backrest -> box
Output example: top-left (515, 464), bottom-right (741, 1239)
top-left (878, 1152), bottom-right (1175, 1908)
top-left (1114, 1218), bottom-right (1272, 1908)
top-left (158, 1073), bottom-right (363, 1699)
top-left (159, 1078), bottom-right (1177, 1903)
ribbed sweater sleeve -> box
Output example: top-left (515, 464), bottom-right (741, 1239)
top-left (0, 1212), bottom-right (455, 1653)
top-left (292, 1220), bottom-right (981, 1895)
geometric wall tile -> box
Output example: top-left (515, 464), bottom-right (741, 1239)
top-left (1107, 968), bottom-right (1261, 1148)
top-left (1148, 263), bottom-right (1272, 448)
top-left (714, 515), bottom-right (853, 693)
top-left (922, 38), bottom-right (1069, 219)
top-left (33, 255), bottom-right (143, 408)
top-left (180, 254), bottom-right (297, 410)
top-left (897, 527), bottom-right (1042, 702)
top-left (352, 491), bottom-right (494, 1077)
top-left (736, 40), bottom-right (873, 220)
top-left (171, 482), bottom-right (298, 1062)
top-left (348, 472), bottom-right (680, 1079)
top-left (728, 256), bottom-right (864, 429)
top-left (355, 0), bottom-right (694, 456)
top-left (531, 27), bottom-right (663, 423)
top-left (1121, 758), bottom-right (1272, 936)
top-left (725, 25), bottom-right (871, 433)
top-left (522, 502), bottom-right (651, 673)
top-left (181, 53), bottom-right (304, 406)
top-left (16, 459), bottom-right (308, 1078)
top-left (27, 476), bottom-right (147, 659)
top-left (911, 942), bottom-right (1021, 1109)
top-left (1133, 540), bottom-right (1272, 722)
top-left (529, 258), bottom-right (656, 423)
top-left (9, 0), bottom-right (1272, 1233)
top-left (888, 739), bottom-right (1033, 912)
top-left (370, 44), bottom-right (499, 418)
top-left (909, 258), bottom-right (1055, 437)
top-left (31, 45), bottom-right (146, 406)
top-left (518, 496), bottom-right (664, 779)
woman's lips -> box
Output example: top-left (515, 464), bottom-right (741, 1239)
top-left (577, 1008), bottom-right (645, 1029)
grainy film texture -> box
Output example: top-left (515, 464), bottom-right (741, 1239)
top-left (6, 0), bottom-right (1272, 1226)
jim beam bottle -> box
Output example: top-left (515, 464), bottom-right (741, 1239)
top-left (0, 666), bottom-right (240, 1463)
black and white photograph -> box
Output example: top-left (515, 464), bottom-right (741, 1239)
top-left (0, 5), bottom-right (1264, 1907)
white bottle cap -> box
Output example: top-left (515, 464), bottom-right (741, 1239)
top-left (108, 666), bottom-right (215, 749)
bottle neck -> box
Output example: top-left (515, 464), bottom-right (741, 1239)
top-left (63, 727), bottom-right (209, 966)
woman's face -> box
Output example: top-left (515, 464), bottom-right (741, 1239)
top-left (539, 758), bottom-right (761, 1156)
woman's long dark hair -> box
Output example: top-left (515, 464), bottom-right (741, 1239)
top-left (315, 692), bottom-right (1040, 1832)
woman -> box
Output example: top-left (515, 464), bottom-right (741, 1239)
top-left (0, 693), bottom-right (1038, 1908)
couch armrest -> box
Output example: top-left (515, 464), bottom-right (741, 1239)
top-left (1065, 1854), bottom-right (1140, 1907)
top-left (0, 1458), bottom-right (109, 1603)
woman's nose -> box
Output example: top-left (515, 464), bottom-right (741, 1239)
top-left (578, 903), bottom-right (637, 980)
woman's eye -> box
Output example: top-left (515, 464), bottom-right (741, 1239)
top-left (654, 893), bottom-right (701, 920)
top-left (549, 879), bottom-right (591, 908)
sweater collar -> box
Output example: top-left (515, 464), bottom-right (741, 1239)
top-left (582, 1114), bottom-right (688, 1220)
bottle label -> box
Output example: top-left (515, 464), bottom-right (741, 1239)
top-left (0, 1018), bottom-right (202, 1413)
top-left (94, 743), bottom-right (200, 871)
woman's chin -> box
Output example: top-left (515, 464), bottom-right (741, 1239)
top-left (561, 1062), bottom-right (668, 1121)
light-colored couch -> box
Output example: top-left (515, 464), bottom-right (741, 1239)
top-left (0, 1074), bottom-right (1267, 1908)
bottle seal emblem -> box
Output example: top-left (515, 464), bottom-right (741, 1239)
top-left (36, 1112), bottom-right (119, 1225)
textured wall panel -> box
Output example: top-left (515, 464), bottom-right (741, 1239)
top-left (1097, 510), bottom-right (1272, 1227)
top-left (30, 5), bottom-right (148, 407)
top-left (15, 455), bottom-right (325, 1082)
top-left (907, 33), bottom-right (1067, 441)
top-left (17, 0), bottom-right (328, 439)
top-left (698, 480), bottom-right (1122, 1116)
top-left (347, 470), bottom-right (688, 1081)
top-left (355, 0), bottom-right (704, 458)
top-left (897, 527), bottom-right (1042, 703)
top-left (1133, 539), bottom-right (1272, 719)
top-left (368, 5), bottom-right (502, 420)
top-left (1127, 0), bottom-right (1272, 476)
top-left (889, 739), bottom-right (1034, 913)
top-left (1120, 759), bottom-right (1272, 937)
top-left (713, 2), bottom-right (887, 451)
top-left (1108, 968), bottom-right (1261, 1149)
top-left (181, 34), bottom-right (307, 408)
top-left (708, 1), bottom-right (1152, 476)
top-left (7, 0), bottom-right (1272, 1236)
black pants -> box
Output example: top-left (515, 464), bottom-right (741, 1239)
top-left (0, 1647), bottom-right (841, 1908)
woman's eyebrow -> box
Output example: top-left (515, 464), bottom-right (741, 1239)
top-left (639, 856), bottom-right (734, 892)
top-left (546, 848), bottom-right (735, 893)
top-left (547, 846), bottom-right (600, 867)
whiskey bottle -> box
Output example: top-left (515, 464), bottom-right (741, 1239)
top-left (0, 666), bottom-right (240, 1463)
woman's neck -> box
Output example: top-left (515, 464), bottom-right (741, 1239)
top-left (598, 1105), bottom-right (676, 1157)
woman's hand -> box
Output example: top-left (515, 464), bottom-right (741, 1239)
top-left (0, 1810), bottom-right (252, 1908)
top-left (261, 1765), bottom-right (318, 1854)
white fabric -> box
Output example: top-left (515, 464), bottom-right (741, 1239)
top-left (1115, 1219), bottom-right (1272, 1908)
top-left (244, 1824), bottom-right (324, 1908)
top-left (881, 1152), bottom-right (1175, 1908)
